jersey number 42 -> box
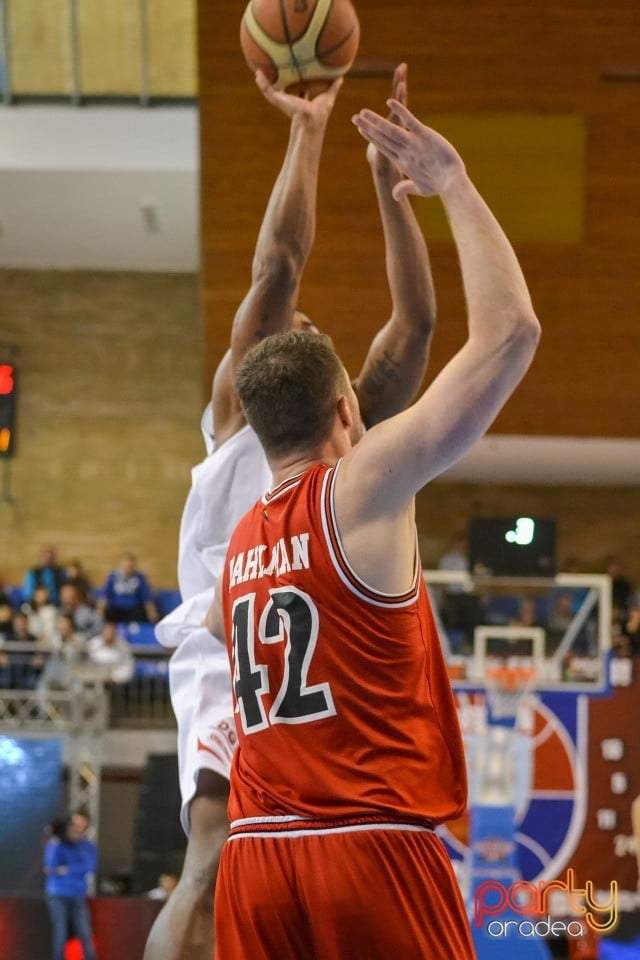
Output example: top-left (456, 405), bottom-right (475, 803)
top-left (231, 586), bottom-right (336, 734)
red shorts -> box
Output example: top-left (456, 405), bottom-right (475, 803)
top-left (214, 824), bottom-right (476, 959)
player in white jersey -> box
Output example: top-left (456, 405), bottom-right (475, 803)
top-left (144, 64), bottom-right (437, 960)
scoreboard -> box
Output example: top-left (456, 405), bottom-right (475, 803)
top-left (0, 363), bottom-right (17, 457)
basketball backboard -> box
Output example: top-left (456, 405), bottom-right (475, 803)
top-left (425, 571), bottom-right (611, 694)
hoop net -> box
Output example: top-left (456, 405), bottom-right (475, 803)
top-left (483, 665), bottom-right (538, 721)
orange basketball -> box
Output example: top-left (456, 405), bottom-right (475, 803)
top-left (240, 0), bottom-right (360, 92)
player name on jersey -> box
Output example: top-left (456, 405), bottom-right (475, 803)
top-left (229, 533), bottom-right (310, 587)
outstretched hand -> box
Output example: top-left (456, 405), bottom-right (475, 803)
top-left (256, 71), bottom-right (343, 127)
top-left (366, 62), bottom-right (408, 178)
top-left (354, 99), bottom-right (466, 200)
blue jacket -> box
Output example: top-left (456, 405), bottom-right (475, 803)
top-left (102, 570), bottom-right (152, 611)
top-left (44, 837), bottom-right (98, 898)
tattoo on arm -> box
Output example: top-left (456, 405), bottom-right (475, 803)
top-left (361, 350), bottom-right (402, 398)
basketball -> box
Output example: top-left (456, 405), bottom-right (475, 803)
top-left (240, 0), bottom-right (360, 93)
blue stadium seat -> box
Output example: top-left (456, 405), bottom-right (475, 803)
top-left (484, 595), bottom-right (520, 624)
top-left (9, 587), bottom-right (23, 609)
top-left (134, 659), bottom-right (169, 679)
top-left (155, 589), bottom-right (182, 618)
top-left (122, 622), bottom-right (160, 646)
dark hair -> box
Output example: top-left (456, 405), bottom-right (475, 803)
top-left (49, 817), bottom-right (69, 841)
top-left (236, 331), bottom-right (349, 459)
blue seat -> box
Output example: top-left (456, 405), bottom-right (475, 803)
top-left (9, 586), bottom-right (23, 609)
top-left (155, 589), bottom-right (182, 618)
top-left (484, 595), bottom-right (520, 624)
top-left (122, 622), bottom-right (160, 646)
top-left (134, 659), bottom-right (168, 679)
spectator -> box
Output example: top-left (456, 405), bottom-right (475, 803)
top-left (561, 556), bottom-right (590, 612)
top-left (547, 589), bottom-right (574, 655)
top-left (437, 533), bottom-right (481, 651)
top-left (58, 583), bottom-right (102, 641)
top-left (44, 811), bottom-right (98, 960)
top-left (604, 554), bottom-right (635, 635)
top-left (23, 585), bottom-right (58, 646)
top-left (147, 872), bottom-right (179, 901)
top-left (98, 553), bottom-right (158, 624)
top-left (38, 614), bottom-right (85, 694)
top-left (64, 559), bottom-right (94, 607)
top-left (0, 597), bottom-right (20, 686)
top-left (438, 532), bottom-right (469, 582)
top-left (622, 601), bottom-right (640, 657)
top-left (604, 555), bottom-right (634, 610)
top-left (9, 610), bottom-right (44, 689)
top-left (86, 622), bottom-right (134, 684)
top-left (0, 647), bottom-right (9, 689)
top-left (511, 596), bottom-right (544, 629)
top-left (22, 546), bottom-right (66, 605)
top-left (0, 575), bottom-right (12, 642)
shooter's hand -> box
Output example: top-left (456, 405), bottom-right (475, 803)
top-left (256, 71), bottom-right (343, 130)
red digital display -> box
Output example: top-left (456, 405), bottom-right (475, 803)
top-left (0, 362), bottom-right (17, 457)
top-left (0, 364), bottom-right (15, 396)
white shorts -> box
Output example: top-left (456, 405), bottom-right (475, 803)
top-left (158, 596), bottom-right (236, 834)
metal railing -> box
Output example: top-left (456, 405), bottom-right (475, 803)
top-left (0, 643), bottom-right (174, 730)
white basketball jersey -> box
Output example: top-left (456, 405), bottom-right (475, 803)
top-left (177, 403), bottom-right (272, 599)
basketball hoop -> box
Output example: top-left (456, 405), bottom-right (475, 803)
top-left (483, 665), bottom-right (538, 723)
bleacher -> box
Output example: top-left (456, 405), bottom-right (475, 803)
top-left (0, 586), bottom-right (184, 729)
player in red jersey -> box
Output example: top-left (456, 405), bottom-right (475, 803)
top-left (208, 102), bottom-right (541, 959)
top-left (145, 65), bottom-right (439, 960)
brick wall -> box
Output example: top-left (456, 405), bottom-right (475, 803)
top-left (0, 269), bottom-right (202, 589)
top-left (417, 483), bottom-right (640, 583)
top-left (1, 269), bottom-right (638, 592)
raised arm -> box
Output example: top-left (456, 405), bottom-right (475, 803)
top-left (339, 106), bottom-right (540, 587)
top-left (212, 75), bottom-right (342, 444)
top-left (353, 65), bottom-right (436, 428)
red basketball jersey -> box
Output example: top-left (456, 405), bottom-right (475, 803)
top-left (222, 462), bottom-right (467, 830)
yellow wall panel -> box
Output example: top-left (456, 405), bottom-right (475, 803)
top-left (77, 0), bottom-right (142, 95)
top-left (414, 114), bottom-right (585, 243)
top-left (147, 0), bottom-right (197, 96)
top-left (8, 0), bottom-right (72, 95)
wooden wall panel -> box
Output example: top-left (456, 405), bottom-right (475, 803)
top-left (77, 0), bottom-right (142, 95)
top-left (198, 0), bottom-right (640, 439)
top-left (147, 0), bottom-right (197, 96)
top-left (8, 0), bottom-right (72, 94)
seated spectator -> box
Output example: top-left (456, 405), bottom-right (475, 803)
top-left (439, 533), bottom-right (469, 581)
top-left (64, 560), bottom-right (93, 607)
top-left (39, 614), bottom-right (86, 693)
top-left (603, 554), bottom-right (635, 634)
top-left (437, 534), bottom-right (481, 652)
top-left (86, 622), bottom-right (134, 683)
top-left (22, 546), bottom-right (66, 605)
top-left (0, 574), bottom-right (13, 613)
top-left (0, 576), bottom-right (13, 642)
top-left (98, 553), bottom-right (158, 624)
top-left (58, 584), bottom-right (102, 641)
top-left (0, 598), bottom-right (11, 685)
top-left (0, 649), bottom-right (9, 689)
top-left (547, 590), bottom-right (574, 655)
top-left (559, 556), bottom-right (590, 612)
top-left (622, 601), bottom-right (640, 657)
top-left (511, 596), bottom-right (545, 629)
top-left (604, 555), bottom-right (634, 610)
top-left (8, 611), bottom-right (44, 689)
top-left (23, 585), bottom-right (58, 647)
top-left (147, 872), bottom-right (179, 901)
